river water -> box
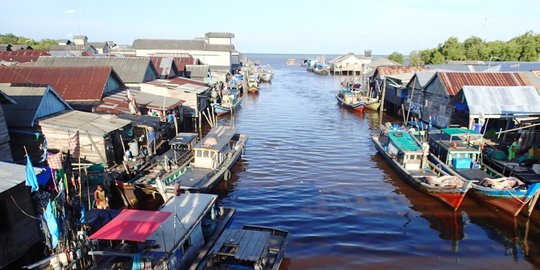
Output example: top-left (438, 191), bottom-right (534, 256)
top-left (213, 54), bottom-right (540, 270)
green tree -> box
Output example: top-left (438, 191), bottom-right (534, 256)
top-left (408, 50), bottom-right (423, 66)
top-left (440, 37), bottom-right (465, 61)
top-left (431, 50), bottom-right (446, 64)
top-left (388, 51), bottom-right (404, 64)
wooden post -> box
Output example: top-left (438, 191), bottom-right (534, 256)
top-left (173, 114), bottom-right (179, 135)
top-left (406, 76), bottom-right (417, 124)
top-left (379, 78), bottom-right (387, 127)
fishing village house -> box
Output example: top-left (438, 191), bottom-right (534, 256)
top-left (132, 32), bottom-right (240, 78)
top-left (48, 44), bottom-right (98, 57)
top-left (150, 56), bottom-right (179, 79)
top-left (0, 83), bottom-right (72, 163)
top-left (0, 162), bottom-right (44, 268)
top-left (372, 66), bottom-right (425, 119)
top-left (140, 77), bottom-right (211, 130)
top-left (420, 72), bottom-right (529, 129)
top-left (185, 64), bottom-right (211, 82)
top-left (0, 66), bottom-right (125, 111)
top-left (0, 90), bottom-right (14, 162)
top-left (173, 54), bottom-right (200, 77)
top-left (329, 50), bottom-right (372, 76)
top-left (0, 83), bottom-right (133, 167)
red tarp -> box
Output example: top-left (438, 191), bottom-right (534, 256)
top-left (89, 209), bottom-right (172, 242)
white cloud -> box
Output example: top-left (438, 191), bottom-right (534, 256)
top-left (64, 10), bottom-right (77, 14)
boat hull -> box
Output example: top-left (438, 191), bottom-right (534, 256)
top-left (372, 135), bottom-right (469, 211)
top-left (336, 94), bottom-right (364, 112)
top-left (364, 100), bottom-right (381, 111)
top-left (470, 184), bottom-right (540, 216)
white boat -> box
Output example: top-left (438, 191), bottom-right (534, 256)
top-left (88, 193), bottom-right (235, 269)
top-left (165, 125), bottom-right (248, 192)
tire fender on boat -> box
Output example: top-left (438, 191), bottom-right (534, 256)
top-left (224, 169), bottom-right (231, 181)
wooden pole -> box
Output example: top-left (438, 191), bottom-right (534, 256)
top-left (406, 76), bottom-right (417, 125)
top-left (379, 78), bottom-right (387, 127)
top-left (401, 103), bottom-right (407, 124)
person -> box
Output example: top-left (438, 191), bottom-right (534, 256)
top-left (508, 138), bottom-right (519, 161)
top-left (94, 184), bottom-right (109, 209)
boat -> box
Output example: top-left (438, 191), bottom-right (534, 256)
top-left (312, 63), bottom-right (330, 75)
top-left (340, 80), bottom-right (380, 111)
top-left (336, 90), bottom-right (364, 112)
top-left (247, 75), bottom-right (260, 93)
top-left (87, 193), bottom-right (235, 269)
top-left (255, 65), bottom-right (273, 83)
top-left (372, 123), bottom-right (471, 211)
top-left (286, 58), bottom-right (297, 66)
top-left (164, 125), bottom-right (248, 193)
top-left (201, 225), bottom-right (289, 270)
top-left (428, 127), bottom-right (540, 217)
top-left (213, 88), bottom-right (242, 116)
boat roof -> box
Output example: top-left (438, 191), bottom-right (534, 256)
top-left (169, 132), bottom-right (198, 146)
top-left (88, 209), bottom-right (172, 242)
top-left (441, 127), bottom-right (480, 136)
top-left (194, 125), bottom-right (236, 151)
top-left (388, 131), bottom-right (422, 152)
top-left (209, 227), bottom-right (271, 263)
top-left (147, 193), bottom-right (216, 252)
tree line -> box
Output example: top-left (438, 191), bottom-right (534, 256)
top-left (0, 33), bottom-right (58, 50)
top-left (387, 31), bottom-right (540, 66)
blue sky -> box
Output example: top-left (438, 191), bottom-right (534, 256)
top-left (2, 0), bottom-right (539, 55)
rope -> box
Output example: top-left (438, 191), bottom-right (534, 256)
top-left (10, 195), bottom-right (41, 220)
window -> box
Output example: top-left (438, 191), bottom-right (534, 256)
top-left (203, 151), bottom-right (209, 158)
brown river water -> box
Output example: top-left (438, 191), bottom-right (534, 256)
top-left (211, 54), bottom-right (540, 270)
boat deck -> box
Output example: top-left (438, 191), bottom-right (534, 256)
top-left (410, 170), bottom-right (439, 177)
top-left (175, 166), bottom-right (214, 188)
top-left (456, 168), bottom-right (491, 181)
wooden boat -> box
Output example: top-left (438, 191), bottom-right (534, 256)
top-left (88, 193), bottom-right (235, 269)
top-left (372, 124), bottom-right (471, 211)
top-left (202, 225), bottom-right (289, 270)
top-left (213, 88), bottom-right (242, 115)
top-left (336, 90), bottom-right (364, 112)
top-left (312, 63), bottom-right (330, 75)
top-left (428, 127), bottom-right (540, 217)
top-left (247, 75), bottom-right (260, 93)
top-left (162, 126), bottom-right (248, 193)
top-left (286, 58), bottom-right (297, 66)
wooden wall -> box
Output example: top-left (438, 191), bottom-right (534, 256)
top-left (0, 184), bottom-right (40, 266)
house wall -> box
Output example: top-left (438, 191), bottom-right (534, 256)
top-left (422, 77), bottom-right (452, 128)
top-left (39, 125), bottom-right (112, 166)
top-left (135, 49), bottom-right (231, 68)
top-left (0, 184), bottom-right (40, 267)
top-left (208, 37), bottom-right (231, 45)
top-left (103, 76), bottom-right (122, 95)
top-left (0, 104), bottom-right (13, 162)
top-left (36, 90), bottom-right (69, 119)
top-left (407, 80), bottom-right (426, 118)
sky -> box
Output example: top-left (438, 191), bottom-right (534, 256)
top-left (2, 0), bottom-right (539, 55)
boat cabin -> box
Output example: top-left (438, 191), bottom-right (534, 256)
top-left (387, 131), bottom-right (427, 171)
top-left (428, 128), bottom-right (483, 169)
top-left (89, 193), bottom-right (221, 269)
top-left (192, 126), bottom-right (237, 170)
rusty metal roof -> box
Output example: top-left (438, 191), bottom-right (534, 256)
top-left (173, 56), bottom-right (197, 72)
top-left (0, 66), bottom-right (124, 101)
top-left (0, 50), bottom-right (50, 62)
top-left (436, 72), bottom-right (526, 96)
top-left (374, 66), bottom-right (425, 78)
top-left (95, 89), bottom-right (184, 114)
top-left (150, 57), bottom-right (178, 78)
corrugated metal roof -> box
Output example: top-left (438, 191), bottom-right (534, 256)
top-left (132, 39), bottom-right (234, 52)
top-left (425, 64), bottom-right (501, 72)
top-left (38, 110), bottom-right (131, 136)
top-left (194, 125), bottom-right (236, 151)
top-left (0, 161), bottom-right (43, 193)
top-left (185, 65), bottom-right (209, 78)
top-left (366, 58), bottom-right (401, 68)
top-left (150, 57), bottom-right (178, 78)
top-left (0, 66), bottom-right (123, 101)
top-left (205, 32), bottom-right (235, 38)
top-left (376, 66), bottom-right (425, 77)
top-left (173, 56), bottom-right (196, 72)
top-left (0, 50), bottom-right (50, 62)
top-left (330, 53), bottom-right (370, 63)
top-left (0, 84), bottom-right (71, 127)
top-left (49, 44), bottom-right (96, 52)
top-left (32, 56), bottom-right (156, 83)
top-left (517, 72), bottom-right (540, 95)
top-left (437, 72), bottom-right (526, 96)
top-left (462, 86), bottom-right (540, 117)
top-left (96, 89), bottom-right (184, 114)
